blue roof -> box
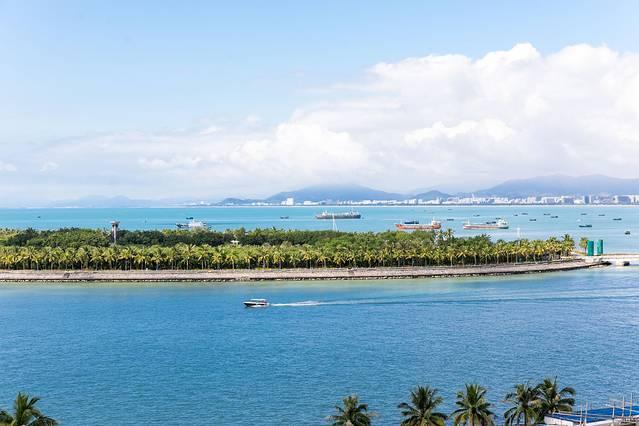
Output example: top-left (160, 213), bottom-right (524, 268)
top-left (549, 406), bottom-right (639, 424)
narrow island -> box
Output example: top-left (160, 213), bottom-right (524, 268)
top-left (0, 228), bottom-right (601, 282)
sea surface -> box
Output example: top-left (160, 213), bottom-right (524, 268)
top-left (1, 268), bottom-right (639, 425)
top-left (1, 205), bottom-right (638, 252)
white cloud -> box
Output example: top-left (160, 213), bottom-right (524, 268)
top-left (2, 42), bottom-right (639, 202)
top-left (0, 162), bottom-right (17, 172)
top-left (40, 161), bottom-right (59, 172)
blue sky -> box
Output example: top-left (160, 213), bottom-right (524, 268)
top-left (1, 1), bottom-right (638, 204)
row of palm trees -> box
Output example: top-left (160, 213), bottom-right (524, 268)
top-left (0, 393), bottom-right (57, 426)
top-left (330, 378), bottom-right (575, 425)
top-left (0, 380), bottom-right (574, 426)
top-left (0, 235), bottom-right (575, 271)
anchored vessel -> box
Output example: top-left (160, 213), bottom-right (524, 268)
top-left (395, 220), bottom-right (442, 231)
top-left (176, 218), bottom-right (208, 230)
top-left (315, 211), bottom-right (362, 219)
top-left (463, 218), bottom-right (509, 230)
top-left (243, 299), bottom-right (269, 308)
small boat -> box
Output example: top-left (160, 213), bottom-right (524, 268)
top-left (186, 216), bottom-right (194, 220)
top-left (579, 224), bottom-right (592, 228)
top-left (514, 214), bottom-right (518, 217)
top-left (473, 214), bottom-right (480, 217)
top-left (446, 218), bottom-right (455, 221)
top-left (243, 299), bottom-right (269, 308)
top-left (280, 216), bottom-right (289, 219)
top-left (529, 218), bottom-right (537, 222)
top-left (613, 218), bottom-right (623, 221)
top-left (521, 213), bottom-right (528, 216)
top-left (625, 231), bottom-right (631, 235)
top-left (396, 220), bottom-right (442, 231)
top-left (551, 215), bottom-right (559, 219)
top-left (315, 211), bottom-right (361, 219)
top-left (543, 213), bottom-right (550, 216)
top-left (598, 214), bottom-right (605, 216)
top-left (463, 218), bottom-right (509, 230)
top-left (581, 213), bottom-right (588, 216)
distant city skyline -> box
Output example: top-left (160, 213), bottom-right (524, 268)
top-left (1, 1), bottom-right (639, 205)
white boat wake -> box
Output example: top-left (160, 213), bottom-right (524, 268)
top-left (270, 300), bottom-right (322, 307)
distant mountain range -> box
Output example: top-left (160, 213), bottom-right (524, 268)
top-left (265, 184), bottom-right (407, 203)
top-left (220, 175), bottom-right (639, 205)
top-left (44, 175), bottom-right (639, 207)
top-left (474, 174), bottom-right (639, 198)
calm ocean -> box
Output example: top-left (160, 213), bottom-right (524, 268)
top-left (1, 268), bottom-right (639, 424)
top-left (1, 207), bottom-right (639, 424)
top-left (0, 205), bottom-right (638, 251)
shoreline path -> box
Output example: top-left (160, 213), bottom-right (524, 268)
top-left (0, 259), bottom-right (606, 282)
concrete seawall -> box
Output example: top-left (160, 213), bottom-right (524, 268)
top-left (0, 259), bottom-right (604, 282)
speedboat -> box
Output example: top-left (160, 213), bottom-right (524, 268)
top-left (243, 299), bottom-right (269, 308)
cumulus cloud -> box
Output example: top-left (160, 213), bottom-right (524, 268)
top-left (3, 42), bottom-right (639, 202)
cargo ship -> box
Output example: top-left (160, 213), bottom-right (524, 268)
top-left (395, 220), bottom-right (442, 231)
top-left (315, 211), bottom-right (362, 219)
top-left (463, 218), bottom-right (509, 230)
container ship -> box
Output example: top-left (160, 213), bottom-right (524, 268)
top-left (395, 220), bottom-right (442, 231)
top-left (463, 218), bottom-right (509, 230)
top-left (315, 211), bottom-right (362, 219)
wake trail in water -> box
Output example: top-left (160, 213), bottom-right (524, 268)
top-left (269, 292), bottom-right (639, 308)
top-left (270, 300), bottom-right (323, 307)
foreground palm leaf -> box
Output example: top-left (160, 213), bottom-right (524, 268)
top-left (451, 384), bottom-right (495, 426)
top-left (503, 383), bottom-right (541, 426)
top-left (329, 394), bottom-right (373, 426)
top-left (0, 393), bottom-right (57, 426)
top-left (537, 377), bottom-right (576, 420)
top-left (398, 385), bottom-right (447, 426)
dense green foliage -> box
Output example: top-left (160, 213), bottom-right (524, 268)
top-left (2, 227), bottom-right (354, 248)
top-left (0, 228), bottom-right (574, 270)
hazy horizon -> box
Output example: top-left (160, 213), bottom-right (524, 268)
top-left (2, 1), bottom-right (639, 205)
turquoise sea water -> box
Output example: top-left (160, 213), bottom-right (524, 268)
top-left (1, 268), bottom-right (639, 425)
top-left (1, 205), bottom-right (638, 251)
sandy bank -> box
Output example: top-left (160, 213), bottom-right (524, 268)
top-left (0, 259), bottom-right (605, 282)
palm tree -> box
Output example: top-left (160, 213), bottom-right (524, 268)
top-left (451, 384), bottom-right (494, 426)
top-left (398, 386), bottom-right (447, 426)
top-left (536, 377), bottom-right (575, 421)
top-left (503, 383), bottom-right (540, 426)
top-left (328, 395), bottom-right (373, 426)
top-left (0, 392), bottom-right (57, 426)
